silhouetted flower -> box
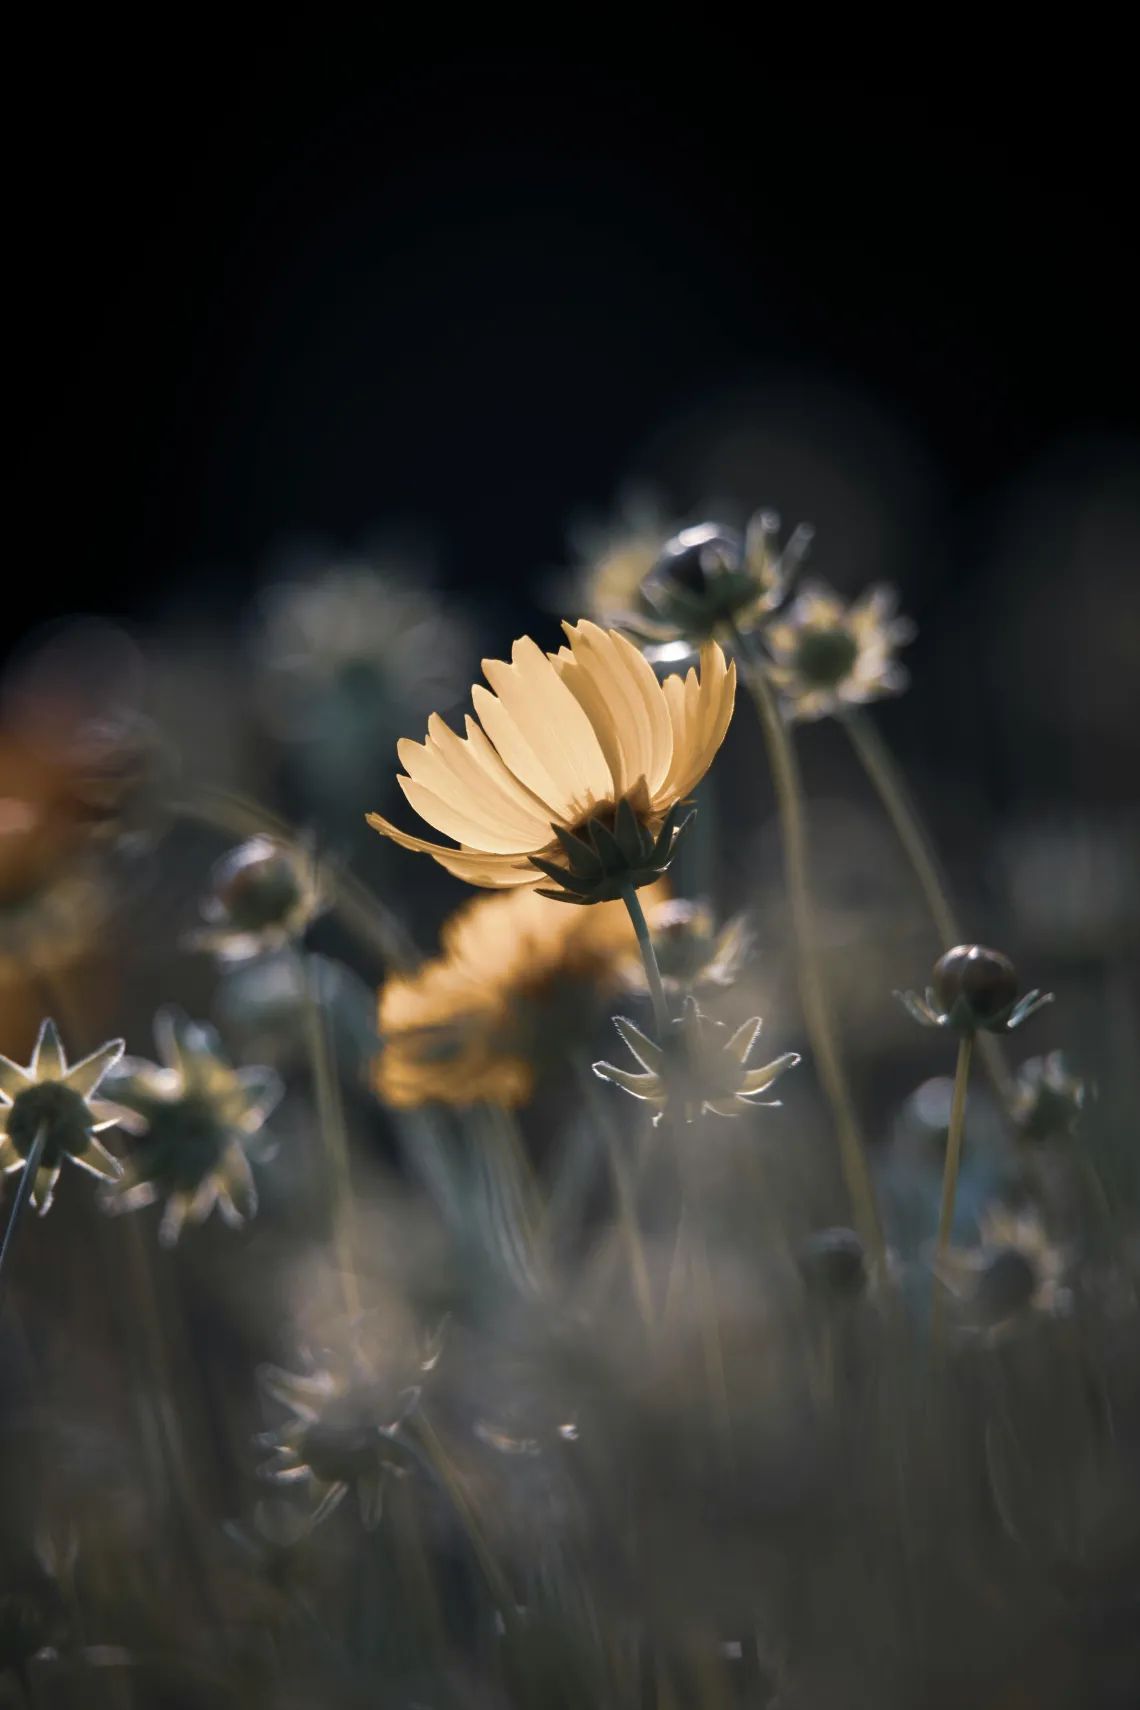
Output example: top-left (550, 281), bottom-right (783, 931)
top-left (621, 898), bottom-right (750, 997)
top-left (0, 1019), bottom-right (124, 1214)
top-left (932, 1205), bottom-right (1070, 1335)
top-left (100, 1009), bottom-right (280, 1246)
top-left (257, 1332), bottom-right (440, 1529)
top-left (188, 835), bottom-right (326, 962)
top-left (896, 945), bottom-right (1053, 1034)
top-left (764, 581), bottom-right (914, 722)
top-left (594, 994), bottom-right (799, 1123)
top-left (1012, 1052), bottom-right (1087, 1144)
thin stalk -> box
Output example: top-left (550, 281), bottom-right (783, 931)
top-left (298, 951), bottom-right (361, 1324)
top-left (572, 1061), bottom-right (654, 1330)
top-left (0, 1125), bottom-right (47, 1308)
top-left (937, 1035), bottom-right (974, 1257)
top-left (411, 1413), bottom-right (517, 1620)
top-left (622, 885), bottom-right (670, 1036)
top-left (842, 708), bottom-right (1014, 1111)
top-left (931, 1032), bottom-right (973, 1360)
top-left (728, 623), bottom-right (883, 1260)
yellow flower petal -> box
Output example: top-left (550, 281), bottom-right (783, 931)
top-left (364, 813), bottom-right (536, 886)
top-left (479, 636), bottom-right (614, 817)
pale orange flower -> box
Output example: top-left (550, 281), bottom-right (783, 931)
top-left (367, 621), bottom-right (735, 902)
top-left (376, 881), bottom-right (669, 1109)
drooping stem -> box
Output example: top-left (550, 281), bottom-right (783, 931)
top-left (728, 624), bottom-right (883, 1260)
top-left (622, 884), bottom-right (670, 1037)
top-left (0, 1125), bottom-right (47, 1308)
top-left (298, 951), bottom-right (361, 1323)
top-left (937, 1034), bottom-right (974, 1255)
top-left (842, 708), bottom-right (1014, 1112)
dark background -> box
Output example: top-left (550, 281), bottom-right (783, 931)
top-left (12, 70), bottom-right (1137, 612)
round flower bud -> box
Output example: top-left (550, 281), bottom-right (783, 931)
top-left (797, 1227), bottom-right (867, 1300)
top-left (974, 1246), bottom-right (1037, 1323)
top-left (932, 944), bottom-right (1019, 1030)
top-left (638, 524), bottom-right (758, 637)
top-left (212, 839), bottom-right (306, 934)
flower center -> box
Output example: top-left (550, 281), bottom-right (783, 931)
top-left (793, 626), bottom-right (859, 688)
top-left (300, 1387), bottom-right (401, 1482)
top-left (7, 1081), bottom-right (92, 1165)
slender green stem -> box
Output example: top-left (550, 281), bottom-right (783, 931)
top-left (937, 1035), bottom-right (973, 1254)
top-left (842, 708), bottom-right (1014, 1112)
top-left (728, 624), bottom-right (883, 1260)
top-left (298, 951), bottom-right (361, 1323)
top-left (0, 1125), bottom-right (47, 1307)
top-left (622, 884), bottom-right (670, 1036)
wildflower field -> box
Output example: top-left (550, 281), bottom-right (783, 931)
top-left (1, 493), bottom-right (1137, 1710)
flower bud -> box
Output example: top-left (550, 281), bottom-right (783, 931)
top-left (932, 945), bottom-right (1018, 1028)
top-left (797, 1227), bottom-right (867, 1300)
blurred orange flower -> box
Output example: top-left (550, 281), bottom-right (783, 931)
top-left (376, 880), bottom-right (669, 1109)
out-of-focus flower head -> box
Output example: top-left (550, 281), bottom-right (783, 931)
top-left (0, 623), bottom-right (171, 1053)
top-left (368, 621), bottom-right (735, 903)
top-left (1011, 1052), bottom-right (1087, 1145)
top-left (555, 486), bottom-right (677, 625)
top-left (2, 618), bottom-right (171, 856)
top-left (187, 835), bottom-right (327, 963)
top-left (376, 880), bottom-right (667, 1109)
top-left (0, 726), bottom-right (105, 989)
top-left (252, 550), bottom-right (470, 787)
top-left (630, 513), bottom-right (813, 652)
top-left (100, 1009), bottom-right (281, 1246)
top-left (896, 945), bottom-right (1053, 1035)
top-left (0, 1019), bottom-right (124, 1214)
top-left (256, 1326), bottom-right (441, 1530)
top-left (763, 580), bottom-right (914, 722)
top-left (593, 994), bottom-right (799, 1124)
top-left (796, 1227), bottom-right (869, 1302)
top-left (932, 1204), bottom-right (1071, 1336)
top-left (621, 897), bottom-right (750, 997)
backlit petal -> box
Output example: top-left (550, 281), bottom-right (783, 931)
top-left (31, 1020), bottom-right (67, 1082)
top-left (0, 1055), bottom-right (32, 1101)
top-left (366, 813), bottom-right (538, 886)
top-left (479, 636), bottom-right (613, 818)
top-left (65, 1038), bottom-right (126, 1098)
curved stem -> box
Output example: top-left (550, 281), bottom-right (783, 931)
top-left (622, 884), bottom-right (670, 1037)
top-left (937, 1035), bottom-right (973, 1255)
top-left (729, 624), bottom-right (883, 1260)
top-left (298, 951), bottom-right (361, 1323)
top-left (842, 709), bottom-right (1014, 1112)
top-left (0, 1125), bottom-right (47, 1307)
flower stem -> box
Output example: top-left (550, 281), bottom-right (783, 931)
top-left (298, 951), bottom-right (361, 1324)
top-left (842, 708), bottom-right (1014, 1112)
top-left (729, 624), bottom-right (883, 1261)
top-left (0, 1124), bottom-right (46, 1308)
top-left (622, 884), bottom-right (670, 1037)
top-left (572, 1061), bottom-right (655, 1330)
top-left (937, 1034), bottom-right (973, 1255)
